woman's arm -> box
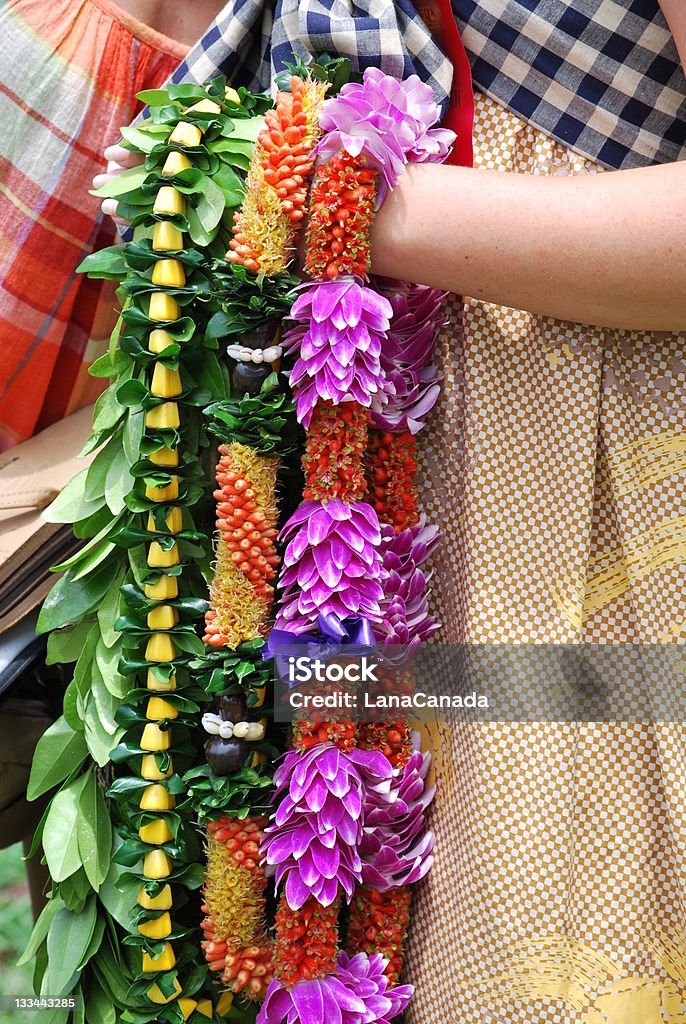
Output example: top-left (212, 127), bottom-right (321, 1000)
top-left (372, 1), bottom-right (686, 332)
top-left (370, 159), bottom-right (686, 330)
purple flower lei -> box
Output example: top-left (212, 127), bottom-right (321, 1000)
top-left (261, 67), bottom-right (454, 1021)
top-left (316, 67), bottom-right (455, 200)
top-left (258, 952), bottom-right (413, 1024)
top-left (282, 278), bottom-right (394, 429)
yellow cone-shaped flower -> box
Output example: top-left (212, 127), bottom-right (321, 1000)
top-left (138, 883), bottom-right (173, 910)
top-left (138, 911), bottom-right (172, 939)
top-left (146, 696), bottom-right (178, 720)
top-left (145, 402), bottom-right (180, 431)
top-left (142, 942), bottom-right (176, 972)
top-left (141, 754), bottom-right (174, 781)
top-left (140, 723), bottom-right (172, 751)
top-left (169, 121), bottom-right (202, 147)
top-left (139, 819), bottom-right (173, 845)
top-left (152, 221), bottom-right (183, 252)
top-left (143, 849), bottom-right (172, 879)
top-left (147, 977), bottom-right (182, 1003)
top-left (150, 364), bottom-right (183, 398)
top-left (146, 605), bottom-right (179, 630)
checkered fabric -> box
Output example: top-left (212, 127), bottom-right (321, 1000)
top-left (456, 0), bottom-right (686, 169)
top-left (166, 0), bottom-right (454, 116)
top-left (0, 0), bottom-right (186, 450)
top-left (407, 90), bottom-right (686, 1023)
top-left (164, 0), bottom-right (686, 171)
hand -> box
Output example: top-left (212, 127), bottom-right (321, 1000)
top-left (92, 143), bottom-right (144, 226)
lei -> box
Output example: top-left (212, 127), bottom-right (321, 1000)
top-left (25, 58), bottom-right (453, 1024)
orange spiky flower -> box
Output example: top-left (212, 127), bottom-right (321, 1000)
top-left (201, 817), bottom-right (274, 1000)
top-left (274, 895), bottom-right (340, 987)
top-left (228, 76), bottom-right (328, 273)
top-left (292, 719), bottom-right (358, 754)
top-left (203, 442), bottom-right (279, 648)
top-left (305, 152), bottom-right (378, 280)
top-left (358, 719), bottom-right (413, 769)
top-left (365, 429), bottom-right (419, 534)
top-left (302, 401), bottom-right (369, 503)
top-left (344, 885), bottom-right (411, 986)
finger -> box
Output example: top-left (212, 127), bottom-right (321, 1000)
top-left (103, 144), bottom-right (143, 168)
top-left (101, 198), bottom-right (119, 218)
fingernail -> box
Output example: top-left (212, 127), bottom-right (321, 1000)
top-left (92, 174), bottom-right (107, 187)
top-left (101, 198), bottom-right (119, 216)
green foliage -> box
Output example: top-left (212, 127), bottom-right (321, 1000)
top-left (205, 372), bottom-right (302, 455)
top-left (182, 761), bottom-right (275, 824)
top-left (276, 52), bottom-right (354, 93)
top-left (25, 74), bottom-right (303, 1023)
top-left (27, 718), bottom-right (89, 800)
top-left (206, 262), bottom-right (298, 339)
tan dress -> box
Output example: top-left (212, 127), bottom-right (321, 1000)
top-left (408, 91), bottom-right (686, 1024)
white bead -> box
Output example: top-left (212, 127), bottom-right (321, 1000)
top-left (202, 713), bottom-right (221, 735)
top-left (240, 347), bottom-right (253, 361)
top-left (250, 350), bottom-right (264, 364)
top-left (226, 345), bottom-right (242, 359)
top-left (218, 721), bottom-right (234, 739)
top-left (232, 721), bottom-right (250, 738)
top-left (262, 346), bottom-right (282, 363)
top-left (245, 722), bottom-right (265, 741)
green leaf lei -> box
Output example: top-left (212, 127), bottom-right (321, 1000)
top-left (23, 78), bottom-right (300, 1024)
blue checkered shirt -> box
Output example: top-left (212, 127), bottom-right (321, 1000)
top-left (164, 0), bottom-right (686, 170)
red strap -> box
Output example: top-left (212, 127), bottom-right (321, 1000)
top-left (414, 0), bottom-right (474, 167)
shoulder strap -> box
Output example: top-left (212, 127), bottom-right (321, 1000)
top-left (414, 0), bottom-right (474, 166)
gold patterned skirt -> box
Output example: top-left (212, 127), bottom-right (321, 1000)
top-left (407, 91), bottom-right (686, 1024)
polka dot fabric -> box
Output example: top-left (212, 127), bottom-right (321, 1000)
top-left (406, 93), bottom-right (686, 1024)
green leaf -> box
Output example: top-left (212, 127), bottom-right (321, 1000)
top-left (77, 246), bottom-right (127, 279)
top-left (37, 559), bottom-right (120, 633)
top-left (90, 164), bottom-right (149, 199)
top-left (77, 772), bottom-right (112, 890)
top-left (121, 122), bottom-right (171, 153)
top-left (83, 693), bottom-right (121, 767)
top-left (186, 205), bottom-right (213, 248)
top-left (97, 572), bottom-right (125, 648)
top-left (86, 434), bottom-right (123, 501)
top-left (123, 409), bottom-right (145, 465)
top-left (91, 658), bottom-right (120, 735)
top-left (43, 775), bottom-right (88, 882)
top-left (89, 348), bottom-right (131, 379)
top-left (86, 980), bottom-right (117, 1024)
top-left (62, 679), bottom-right (83, 732)
top-left (51, 515), bottom-right (121, 573)
top-left (195, 176), bottom-right (225, 233)
top-left (27, 717), bottom-right (88, 801)
top-left (96, 637), bottom-right (128, 698)
top-left (116, 379), bottom-right (149, 407)
top-left (166, 82), bottom-right (208, 103)
top-left (43, 897), bottom-right (97, 996)
top-left (212, 164), bottom-right (244, 208)
top-left (98, 840), bottom-right (138, 930)
top-left (43, 470), bottom-right (105, 525)
top-left (92, 378), bottom-right (127, 434)
top-left (105, 442), bottom-right (135, 515)
top-left (17, 895), bottom-right (65, 965)
top-left (46, 620), bottom-right (96, 666)
top-left (135, 88), bottom-right (171, 106)
top-left (60, 867), bottom-right (92, 912)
